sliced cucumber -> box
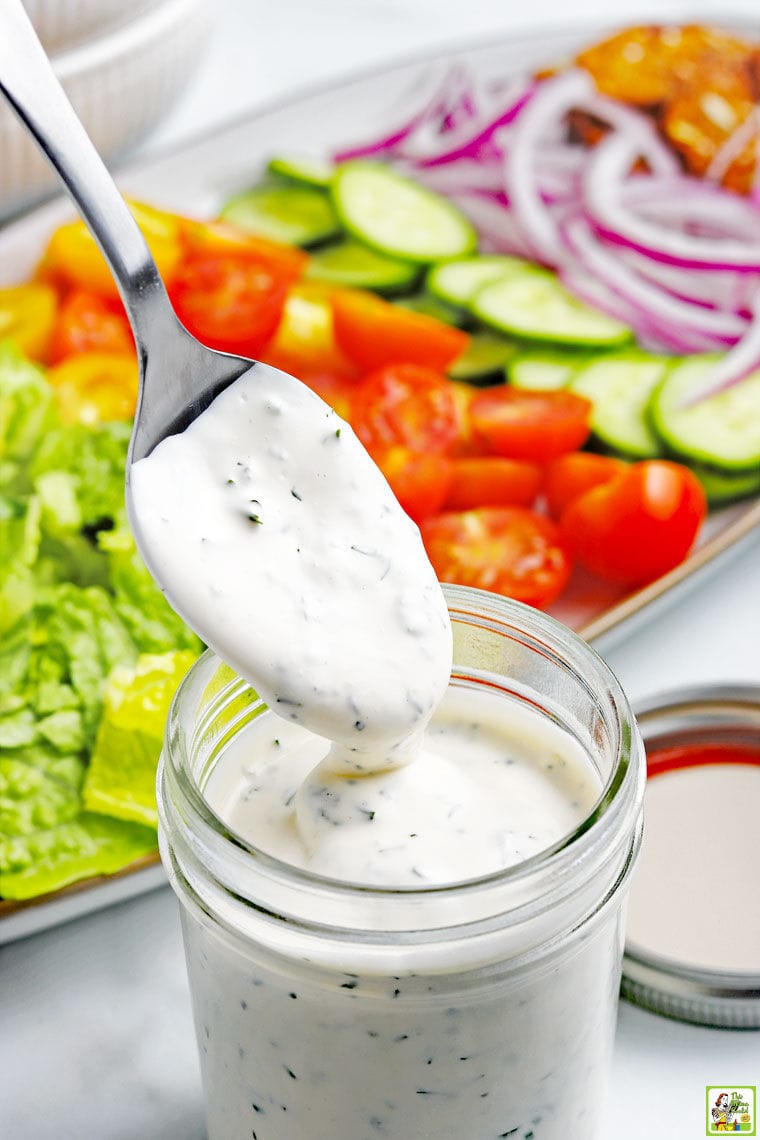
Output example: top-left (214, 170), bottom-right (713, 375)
top-left (305, 238), bottom-right (420, 294)
top-left (221, 183), bottom-right (340, 247)
top-left (331, 161), bottom-right (477, 263)
top-left (508, 349), bottom-right (592, 391)
top-left (691, 462), bottom-right (760, 506)
top-left (651, 355), bottom-right (760, 471)
top-left (568, 351), bottom-right (669, 458)
top-left (427, 255), bottom-right (525, 307)
top-left (267, 154), bottom-right (334, 187)
top-left (471, 266), bottom-right (633, 348)
top-left (448, 332), bottom-right (519, 384)
top-left (394, 292), bottom-right (468, 327)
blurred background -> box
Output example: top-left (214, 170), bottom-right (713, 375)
top-left (4, 0), bottom-right (757, 219)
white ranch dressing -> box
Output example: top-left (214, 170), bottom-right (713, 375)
top-left (205, 684), bottom-right (599, 885)
top-left (132, 363), bottom-right (597, 881)
top-left (130, 364), bottom-right (452, 776)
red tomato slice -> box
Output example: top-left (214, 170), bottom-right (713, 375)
top-left (49, 289), bottom-right (134, 363)
top-left (560, 459), bottom-right (707, 587)
top-left (444, 457), bottom-right (543, 510)
top-left (171, 252), bottom-right (293, 357)
top-left (544, 451), bottom-right (628, 520)
top-left (350, 364), bottom-right (460, 455)
top-left (331, 289), bottom-right (469, 372)
top-left (421, 507), bottom-right (573, 609)
top-left (180, 218), bottom-right (308, 281)
top-left (469, 387), bottom-right (592, 462)
top-left (374, 447), bottom-right (453, 524)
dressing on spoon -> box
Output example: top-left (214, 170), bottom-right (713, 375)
top-left (130, 364), bottom-right (453, 773)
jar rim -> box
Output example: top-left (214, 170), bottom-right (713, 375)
top-left (161, 584), bottom-right (644, 903)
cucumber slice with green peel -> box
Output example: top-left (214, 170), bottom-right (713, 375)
top-left (568, 351), bottom-right (669, 458)
top-left (471, 267), bottom-right (633, 348)
top-left (508, 349), bottom-right (593, 391)
top-left (305, 239), bottom-right (420, 294)
top-left (331, 161), bottom-right (477, 263)
top-left (427, 255), bottom-right (526, 307)
top-left (651, 355), bottom-right (760, 471)
top-left (267, 155), bottom-right (334, 187)
top-left (220, 183), bottom-right (341, 247)
top-left (447, 332), bottom-right (519, 383)
top-left (691, 462), bottom-right (760, 506)
top-left (394, 292), bottom-right (468, 327)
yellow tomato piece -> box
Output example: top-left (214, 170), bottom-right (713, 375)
top-left (0, 283), bottom-right (58, 361)
top-left (267, 282), bottom-right (337, 362)
top-left (47, 352), bottom-right (138, 426)
top-left (39, 201), bottom-right (182, 300)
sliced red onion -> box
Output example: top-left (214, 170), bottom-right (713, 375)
top-left (684, 288), bottom-right (760, 403)
top-left (704, 107), bottom-right (760, 185)
top-left (582, 91), bottom-right (681, 177)
top-left (450, 193), bottom-right (534, 259)
top-left (413, 84), bottom-right (533, 167)
top-left (333, 63), bottom-right (479, 163)
top-left (621, 179), bottom-right (760, 242)
top-left (615, 247), bottom-right (759, 313)
top-left (503, 68), bottom-right (596, 265)
top-left (411, 159), bottom-right (509, 196)
top-left (584, 133), bottom-right (760, 271)
top-left (561, 214), bottom-right (748, 342)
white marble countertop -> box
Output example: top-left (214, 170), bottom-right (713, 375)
top-left (1, 2), bottom-right (759, 1137)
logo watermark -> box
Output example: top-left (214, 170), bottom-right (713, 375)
top-left (706, 1087), bottom-right (756, 1134)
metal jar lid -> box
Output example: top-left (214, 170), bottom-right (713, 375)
top-left (622, 683), bottom-right (760, 1029)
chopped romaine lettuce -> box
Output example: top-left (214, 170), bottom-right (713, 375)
top-left (0, 492), bottom-right (42, 633)
top-left (0, 812), bottom-right (157, 900)
top-left (84, 650), bottom-right (198, 828)
top-left (0, 342), bottom-right (202, 901)
top-left (100, 524), bottom-right (203, 655)
top-left (0, 341), bottom-right (56, 465)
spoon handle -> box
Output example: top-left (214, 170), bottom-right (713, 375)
top-left (0, 0), bottom-right (172, 351)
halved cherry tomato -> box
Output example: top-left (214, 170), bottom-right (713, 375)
top-left (421, 507), bottom-right (573, 609)
top-left (47, 352), bottom-right (138, 426)
top-left (469, 387), bottom-right (592, 462)
top-left (448, 380), bottom-right (489, 457)
top-left (444, 457), bottom-right (543, 510)
top-left (350, 364), bottom-right (460, 455)
top-left (331, 289), bottom-right (469, 372)
top-left (38, 202), bottom-right (182, 299)
top-left (171, 252), bottom-right (294, 358)
top-left (544, 451), bottom-right (628, 520)
top-left (374, 447), bottom-right (453, 524)
top-left (180, 218), bottom-right (308, 281)
top-left (49, 289), bottom-right (134, 363)
top-left (560, 459), bottom-right (707, 587)
top-left (0, 283), bottom-right (57, 361)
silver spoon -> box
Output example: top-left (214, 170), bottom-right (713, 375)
top-left (0, 1), bottom-right (260, 471)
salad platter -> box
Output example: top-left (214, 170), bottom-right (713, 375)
top-left (1, 19), bottom-right (760, 943)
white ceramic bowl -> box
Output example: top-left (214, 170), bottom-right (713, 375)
top-left (23, 0), bottom-right (158, 53)
top-left (0, 0), bottom-right (212, 218)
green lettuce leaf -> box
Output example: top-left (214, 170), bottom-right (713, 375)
top-left (30, 419), bottom-right (130, 528)
top-left (0, 341), bottom-right (56, 465)
top-left (100, 525), bottom-right (203, 655)
top-left (0, 812), bottom-right (157, 899)
top-left (0, 492), bottom-right (42, 633)
top-left (84, 649), bottom-right (198, 828)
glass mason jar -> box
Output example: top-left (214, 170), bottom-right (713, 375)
top-left (157, 585), bottom-right (645, 1140)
